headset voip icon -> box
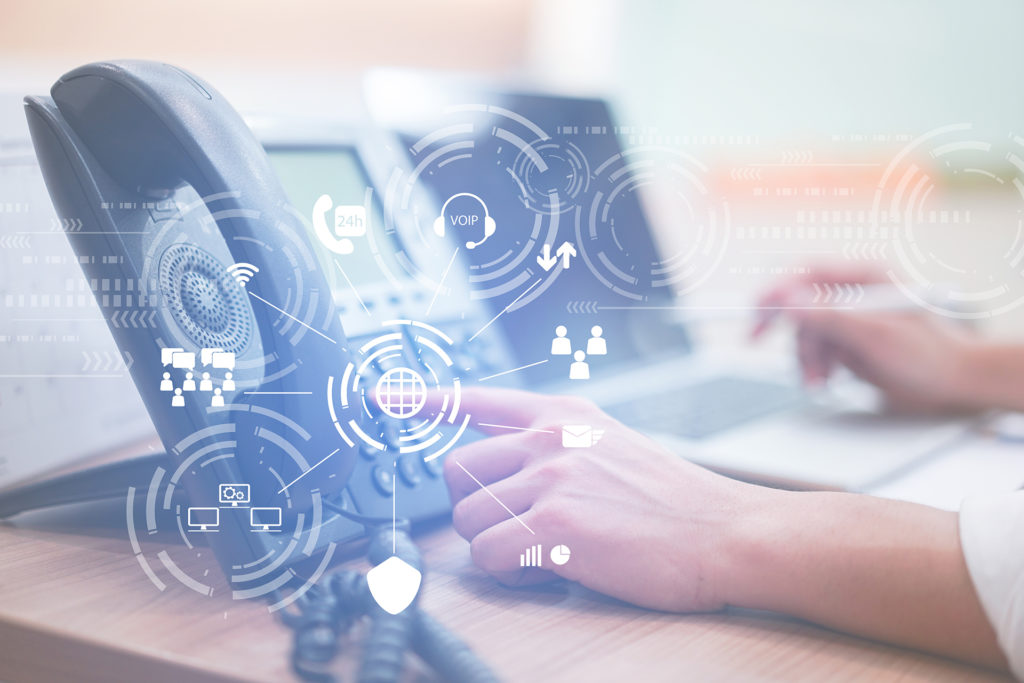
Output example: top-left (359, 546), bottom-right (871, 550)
top-left (433, 193), bottom-right (496, 250)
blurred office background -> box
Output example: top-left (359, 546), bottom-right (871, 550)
top-left (7, 0), bottom-right (1023, 131)
top-left (3, 0), bottom-right (1024, 333)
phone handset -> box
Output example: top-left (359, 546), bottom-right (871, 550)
top-left (312, 193), bottom-right (366, 255)
top-left (25, 61), bottom-right (360, 512)
top-left (47, 62), bottom-right (318, 330)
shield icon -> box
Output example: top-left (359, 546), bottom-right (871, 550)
top-left (366, 555), bottom-right (422, 615)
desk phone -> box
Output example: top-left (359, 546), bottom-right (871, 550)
top-left (14, 60), bottom-right (516, 595)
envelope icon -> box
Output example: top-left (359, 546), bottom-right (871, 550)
top-left (562, 424), bottom-right (604, 448)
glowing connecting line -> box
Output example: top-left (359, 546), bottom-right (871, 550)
top-left (326, 320), bottom-right (471, 463)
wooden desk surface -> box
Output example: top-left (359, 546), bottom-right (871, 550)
top-left (0, 496), bottom-right (1010, 683)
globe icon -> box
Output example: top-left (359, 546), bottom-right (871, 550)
top-left (375, 367), bottom-right (428, 419)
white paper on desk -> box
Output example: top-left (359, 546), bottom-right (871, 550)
top-left (868, 436), bottom-right (1024, 511)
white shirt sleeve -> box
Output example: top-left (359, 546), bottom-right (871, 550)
top-left (959, 491), bottom-right (1024, 679)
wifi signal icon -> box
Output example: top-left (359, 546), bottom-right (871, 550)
top-left (226, 262), bottom-right (259, 288)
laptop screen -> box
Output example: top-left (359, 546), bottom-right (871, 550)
top-left (395, 91), bottom-right (692, 384)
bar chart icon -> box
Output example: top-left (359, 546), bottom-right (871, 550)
top-left (520, 544), bottom-right (543, 568)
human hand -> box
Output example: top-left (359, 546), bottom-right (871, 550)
top-left (442, 387), bottom-right (761, 612)
top-left (751, 266), bottom-right (982, 413)
top-left (438, 389), bottom-right (1010, 671)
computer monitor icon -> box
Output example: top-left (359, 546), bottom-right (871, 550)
top-left (218, 483), bottom-right (250, 506)
top-left (187, 507), bottom-right (219, 532)
top-left (250, 507), bottom-right (282, 532)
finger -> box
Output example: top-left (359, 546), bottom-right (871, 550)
top-left (423, 386), bottom-right (552, 434)
top-left (751, 273), bottom-right (809, 339)
top-left (451, 474), bottom-right (537, 541)
top-left (834, 345), bottom-right (876, 386)
top-left (818, 337), bottom-right (840, 383)
top-left (469, 513), bottom-right (577, 586)
top-left (442, 432), bottom-right (535, 503)
top-left (750, 307), bottom-right (782, 340)
top-left (796, 326), bottom-right (829, 385)
top-left (469, 513), bottom-right (546, 577)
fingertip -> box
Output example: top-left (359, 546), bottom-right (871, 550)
top-left (458, 385), bottom-right (546, 427)
top-left (750, 317), bottom-right (771, 340)
top-left (802, 371), bottom-right (825, 388)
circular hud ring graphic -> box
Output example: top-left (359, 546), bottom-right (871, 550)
top-left (126, 411), bottom-right (336, 613)
top-left (382, 104), bottom-right (572, 308)
top-left (577, 146), bottom-right (730, 301)
top-left (327, 319), bottom-right (470, 463)
top-left (873, 123), bottom-right (1024, 318)
top-left (511, 139), bottom-right (590, 215)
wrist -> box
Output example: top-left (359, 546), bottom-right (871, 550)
top-left (714, 490), bottom-right (1006, 667)
top-left (713, 483), bottom-right (796, 611)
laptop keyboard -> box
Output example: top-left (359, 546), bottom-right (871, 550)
top-left (603, 375), bottom-right (805, 439)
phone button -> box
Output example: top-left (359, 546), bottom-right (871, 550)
top-left (359, 442), bottom-right (378, 461)
top-left (371, 465), bottom-right (395, 495)
top-left (397, 455), bottom-right (421, 487)
top-left (422, 456), bottom-right (444, 478)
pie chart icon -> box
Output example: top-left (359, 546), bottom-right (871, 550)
top-left (549, 544), bottom-right (571, 566)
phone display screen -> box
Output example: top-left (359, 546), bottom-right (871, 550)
top-left (267, 146), bottom-right (404, 291)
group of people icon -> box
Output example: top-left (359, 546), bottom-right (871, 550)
top-left (161, 370), bottom-right (235, 408)
top-left (551, 325), bottom-right (607, 380)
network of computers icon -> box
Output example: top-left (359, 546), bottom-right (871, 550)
top-left (185, 482), bottom-right (281, 533)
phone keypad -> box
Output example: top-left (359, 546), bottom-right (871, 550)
top-left (339, 313), bottom-right (516, 522)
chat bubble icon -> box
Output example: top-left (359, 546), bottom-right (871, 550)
top-left (200, 348), bottom-right (223, 366)
top-left (210, 351), bottom-right (235, 370)
top-left (161, 347), bottom-right (184, 366)
top-left (171, 351), bottom-right (196, 369)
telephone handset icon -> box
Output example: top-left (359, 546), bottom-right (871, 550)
top-left (312, 194), bottom-right (367, 255)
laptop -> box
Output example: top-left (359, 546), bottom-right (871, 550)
top-left (366, 77), bottom-right (972, 492)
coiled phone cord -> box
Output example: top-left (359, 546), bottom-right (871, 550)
top-left (278, 509), bottom-right (499, 683)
